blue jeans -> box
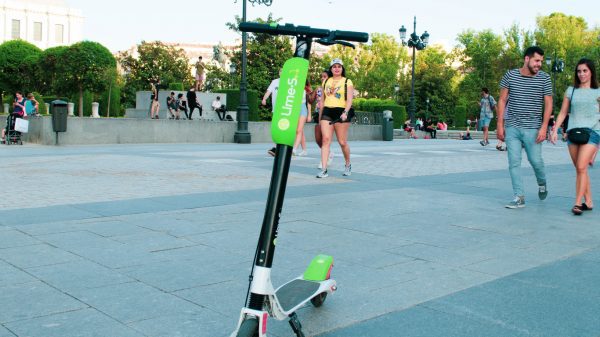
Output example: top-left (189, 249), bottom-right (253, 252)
top-left (505, 127), bottom-right (546, 197)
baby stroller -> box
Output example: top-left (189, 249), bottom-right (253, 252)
top-left (3, 114), bottom-right (23, 145)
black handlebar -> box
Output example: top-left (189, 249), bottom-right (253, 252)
top-left (239, 22), bottom-right (369, 43)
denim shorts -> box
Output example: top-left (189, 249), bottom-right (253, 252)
top-left (567, 129), bottom-right (600, 146)
top-left (479, 116), bottom-right (491, 128)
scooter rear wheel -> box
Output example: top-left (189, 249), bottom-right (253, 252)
top-left (237, 318), bottom-right (259, 337)
top-left (310, 292), bottom-right (327, 307)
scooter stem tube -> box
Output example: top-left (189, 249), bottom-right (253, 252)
top-left (247, 39), bottom-right (311, 311)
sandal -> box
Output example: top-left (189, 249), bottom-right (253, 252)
top-left (581, 203), bottom-right (593, 211)
top-left (572, 205), bottom-right (583, 215)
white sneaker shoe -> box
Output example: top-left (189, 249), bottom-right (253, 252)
top-left (343, 164), bottom-right (352, 176)
top-left (316, 169), bottom-right (328, 178)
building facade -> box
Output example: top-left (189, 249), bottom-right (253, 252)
top-left (0, 0), bottom-right (83, 49)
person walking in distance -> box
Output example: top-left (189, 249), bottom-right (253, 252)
top-left (479, 87), bottom-right (496, 146)
top-left (497, 46), bottom-right (553, 209)
top-left (317, 58), bottom-right (354, 178)
top-left (550, 58), bottom-right (600, 215)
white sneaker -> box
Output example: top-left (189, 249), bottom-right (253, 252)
top-left (343, 164), bottom-right (352, 176)
top-left (316, 169), bottom-right (328, 178)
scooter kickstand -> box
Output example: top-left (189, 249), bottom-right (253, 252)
top-left (288, 312), bottom-right (305, 337)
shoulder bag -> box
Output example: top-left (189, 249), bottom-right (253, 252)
top-left (566, 88), bottom-right (592, 144)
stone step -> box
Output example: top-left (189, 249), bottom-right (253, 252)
top-left (394, 129), bottom-right (496, 140)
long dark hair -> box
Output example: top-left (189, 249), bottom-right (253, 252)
top-left (574, 58), bottom-right (598, 89)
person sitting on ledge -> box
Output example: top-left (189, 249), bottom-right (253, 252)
top-left (211, 96), bottom-right (227, 121)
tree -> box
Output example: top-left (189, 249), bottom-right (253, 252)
top-left (413, 45), bottom-right (457, 121)
top-left (227, 14), bottom-right (293, 120)
top-left (355, 33), bottom-right (407, 99)
top-left (0, 40), bottom-right (42, 94)
top-left (118, 41), bottom-right (191, 108)
top-left (38, 46), bottom-right (69, 95)
top-left (57, 41), bottom-right (116, 116)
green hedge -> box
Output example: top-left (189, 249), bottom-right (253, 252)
top-left (213, 88), bottom-right (260, 121)
top-left (168, 82), bottom-right (184, 91)
top-left (453, 105), bottom-right (467, 128)
top-left (99, 84), bottom-right (122, 117)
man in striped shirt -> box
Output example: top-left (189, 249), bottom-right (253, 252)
top-left (497, 46), bottom-right (553, 209)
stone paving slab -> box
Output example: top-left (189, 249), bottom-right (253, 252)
top-left (1, 140), bottom-right (599, 337)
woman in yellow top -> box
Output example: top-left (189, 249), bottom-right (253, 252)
top-left (316, 58), bottom-right (354, 178)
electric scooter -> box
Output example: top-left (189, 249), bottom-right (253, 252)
top-left (230, 22), bottom-right (369, 337)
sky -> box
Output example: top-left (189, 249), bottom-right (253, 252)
top-left (67, 0), bottom-right (600, 52)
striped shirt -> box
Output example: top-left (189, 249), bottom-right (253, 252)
top-left (500, 69), bottom-right (552, 129)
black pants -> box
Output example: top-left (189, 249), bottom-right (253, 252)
top-left (215, 105), bottom-right (226, 120)
top-left (425, 127), bottom-right (436, 138)
top-left (180, 107), bottom-right (189, 119)
top-left (189, 104), bottom-right (202, 119)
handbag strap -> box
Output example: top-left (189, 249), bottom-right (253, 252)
top-left (568, 87), bottom-right (575, 114)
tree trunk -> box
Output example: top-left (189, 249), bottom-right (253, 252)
top-left (79, 87), bottom-right (83, 117)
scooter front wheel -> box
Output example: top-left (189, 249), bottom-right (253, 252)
top-left (237, 318), bottom-right (259, 337)
top-left (310, 292), bottom-right (327, 307)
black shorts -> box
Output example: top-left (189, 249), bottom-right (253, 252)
top-left (321, 107), bottom-right (345, 122)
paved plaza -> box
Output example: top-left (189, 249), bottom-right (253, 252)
top-left (1, 139), bottom-right (599, 337)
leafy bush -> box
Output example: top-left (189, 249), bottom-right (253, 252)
top-left (213, 89), bottom-right (260, 121)
top-left (168, 82), bottom-right (184, 91)
top-left (99, 84), bottom-right (122, 117)
top-left (352, 97), bottom-right (366, 110)
top-left (453, 105), bottom-right (467, 128)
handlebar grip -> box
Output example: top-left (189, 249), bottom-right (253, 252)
top-left (239, 22), bottom-right (278, 35)
top-left (332, 30), bottom-right (369, 43)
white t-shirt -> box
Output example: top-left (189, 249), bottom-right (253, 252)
top-left (212, 100), bottom-right (222, 110)
top-left (267, 78), bottom-right (280, 111)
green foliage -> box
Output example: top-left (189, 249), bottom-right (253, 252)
top-left (71, 91), bottom-right (94, 117)
top-left (38, 46), bottom-right (69, 95)
top-left (168, 82), bottom-right (184, 91)
top-left (56, 41), bottom-right (116, 116)
top-left (205, 63), bottom-right (233, 91)
top-left (99, 83), bottom-right (122, 117)
top-left (452, 105), bottom-right (467, 128)
top-left (227, 14), bottom-right (293, 97)
top-left (118, 41), bottom-right (192, 108)
top-left (0, 40), bottom-right (42, 94)
top-left (353, 97), bottom-right (366, 110)
top-left (213, 89), bottom-right (260, 121)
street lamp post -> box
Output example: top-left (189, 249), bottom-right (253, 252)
top-left (234, 0), bottom-right (273, 144)
top-left (426, 97), bottom-right (430, 117)
top-left (394, 84), bottom-right (400, 104)
top-left (399, 16), bottom-right (429, 127)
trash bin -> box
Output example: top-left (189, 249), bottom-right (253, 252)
top-left (382, 110), bottom-right (394, 141)
top-left (51, 100), bottom-right (68, 132)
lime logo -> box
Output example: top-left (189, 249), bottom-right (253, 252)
top-left (278, 118), bottom-right (290, 131)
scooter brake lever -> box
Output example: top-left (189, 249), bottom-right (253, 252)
top-left (335, 40), bottom-right (355, 49)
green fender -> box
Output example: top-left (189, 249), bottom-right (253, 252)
top-left (303, 254), bottom-right (334, 281)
